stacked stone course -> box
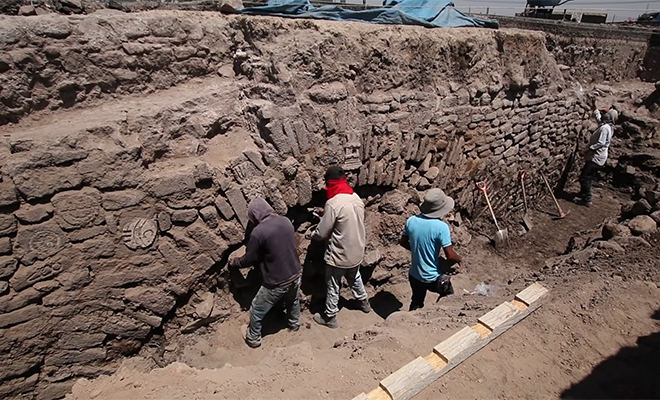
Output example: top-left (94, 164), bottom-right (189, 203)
top-left (0, 11), bottom-right (600, 399)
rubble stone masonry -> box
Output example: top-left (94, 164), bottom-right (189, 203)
top-left (0, 10), bottom-right (646, 399)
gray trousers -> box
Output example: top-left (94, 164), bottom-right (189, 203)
top-left (246, 277), bottom-right (301, 347)
top-left (324, 265), bottom-right (367, 318)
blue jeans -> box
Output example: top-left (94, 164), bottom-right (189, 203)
top-left (246, 277), bottom-right (301, 347)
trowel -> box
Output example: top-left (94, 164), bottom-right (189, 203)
top-left (519, 170), bottom-right (533, 231)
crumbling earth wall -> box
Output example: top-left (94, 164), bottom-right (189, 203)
top-left (0, 11), bottom-right (605, 399)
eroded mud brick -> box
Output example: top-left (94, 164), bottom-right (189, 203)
top-left (0, 178), bottom-right (18, 207)
top-left (263, 120), bottom-right (292, 154)
top-left (43, 348), bottom-right (107, 367)
top-left (101, 315), bottom-right (151, 340)
top-left (293, 120), bottom-right (310, 153)
top-left (171, 209), bottom-right (199, 225)
top-left (0, 304), bottom-right (45, 329)
top-left (0, 214), bottom-right (17, 236)
top-left (143, 171), bottom-right (196, 199)
top-left (276, 120), bottom-right (300, 158)
top-left (77, 148), bottom-right (142, 190)
top-left (124, 286), bottom-right (176, 316)
top-left (243, 149), bottom-right (267, 172)
top-left (225, 185), bottom-right (249, 228)
top-left (307, 82), bottom-right (348, 103)
top-left (295, 169), bottom-right (313, 206)
top-left (0, 287), bottom-right (42, 313)
top-left (101, 190), bottom-right (146, 211)
top-left (0, 237), bottom-right (11, 255)
top-left (185, 221), bottom-right (228, 261)
top-left (157, 212), bottom-right (172, 232)
top-left (0, 375), bottom-right (39, 398)
top-left (9, 251), bottom-right (77, 292)
top-left (0, 256), bottom-right (18, 280)
top-left (12, 166), bottom-right (83, 200)
top-left (214, 195), bottom-right (235, 221)
top-left (14, 204), bottom-right (54, 224)
top-left (66, 226), bottom-right (107, 243)
top-left (199, 206), bottom-right (219, 229)
top-left (80, 237), bottom-right (116, 259)
top-left (231, 159), bottom-right (262, 184)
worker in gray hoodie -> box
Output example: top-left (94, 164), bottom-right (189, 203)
top-left (310, 166), bottom-right (371, 329)
top-left (229, 197), bottom-right (302, 348)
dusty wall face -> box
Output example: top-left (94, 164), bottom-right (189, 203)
top-left (493, 16), bottom-right (653, 84)
top-left (0, 11), bottom-right (595, 399)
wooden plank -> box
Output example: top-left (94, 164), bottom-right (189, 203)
top-left (433, 326), bottom-right (482, 362)
top-left (472, 322), bottom-right (492, 338)
top-left (511, 298), bottom-right (528, 310)
top-left (367, 387), bottom-right (392, 400)
top-left (354, 283), bottom-right (549, 400)
top-left (515, 282), bottom-right (549, 306)
top-left (352, 393), bottom-right (370, 400)
top-left (380, 357), bottom-right (437, 400)
top-left (477, 302), bottom-right (520, 332)
top-left (423, 353), bottom-right (448, 371)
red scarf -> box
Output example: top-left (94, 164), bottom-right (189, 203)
top-left (325, 178), bottom-right (354, 200)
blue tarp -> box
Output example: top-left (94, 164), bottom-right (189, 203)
top-left (238, 0), bottom-right (499, 29)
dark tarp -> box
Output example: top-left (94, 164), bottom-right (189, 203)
top-left (238, 0), bottom-right (499, 29)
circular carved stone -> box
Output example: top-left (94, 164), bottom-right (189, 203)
top-left (53, 190), bottom-right (101, 229)
top-left (28, 229), bottom-right (66, 259)
top-left (122, 218), bottom-right (157, 250)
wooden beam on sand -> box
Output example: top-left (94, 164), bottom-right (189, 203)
top-left (352, 282), bottom-right (549, 400)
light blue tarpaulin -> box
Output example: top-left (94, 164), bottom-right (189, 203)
top-left (238, 0), bottom-right (499, 29)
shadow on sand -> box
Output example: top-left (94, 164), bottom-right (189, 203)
top-left (561, 308), bottom-right (660, 399)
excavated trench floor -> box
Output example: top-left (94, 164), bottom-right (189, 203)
top-left (66, 184), bottom-right (660, 400)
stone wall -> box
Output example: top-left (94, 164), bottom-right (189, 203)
top-left (494, 15), bottom-right (652, 84)
top-left (0, 11), bottom-right (595, 399)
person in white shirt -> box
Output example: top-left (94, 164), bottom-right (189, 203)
top-left (309, 166), bottom-right (371, 329)
top-left (578, 111), bottom-right (614, 207)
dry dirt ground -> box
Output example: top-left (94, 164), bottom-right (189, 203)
top-left (66, 183), bottom-right (660, 400)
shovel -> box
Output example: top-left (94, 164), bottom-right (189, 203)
top-left (476, 181), bottom-right (508, 247)
top-left (541, 173), bottom-right (569, 219)
top-left (519, 170), bottom-right (533, 231)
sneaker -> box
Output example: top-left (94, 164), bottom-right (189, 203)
top-left (359, 299), bottom-right (372, 314)
top-left (586, 200), bottom-right (592, 207)
top-left (287, 324), bottom-right (300, 332)
top-left (313, 313), bottom-right (338, 329)
top-left (241, 324), bottom-right (261, 349)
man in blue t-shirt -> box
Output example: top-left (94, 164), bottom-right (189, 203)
top-left (401, 188), bottom-right (462, 311)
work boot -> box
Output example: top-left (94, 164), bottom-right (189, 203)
top-left (241, 324), bottom-right (261, 349)
top-left (313, 313), bottom-right (338, 329)
top-left (359, 299), bottom-right (372, 314)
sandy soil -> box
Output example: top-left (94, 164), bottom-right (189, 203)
top-left (66, 183), bottom-right (660, 400)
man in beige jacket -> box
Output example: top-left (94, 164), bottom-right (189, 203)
top-left (310, 166), bottom-right (371, 328)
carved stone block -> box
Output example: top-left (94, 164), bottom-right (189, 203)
top-left (52, 188), bottom-right (103, 230)
top-left (14, 222), bottom-right (68, 264)
top-left (122, 218), bottom-right (157, 250)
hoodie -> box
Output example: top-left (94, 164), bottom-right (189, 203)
top-left (233, 197), bottom-right (302, 288)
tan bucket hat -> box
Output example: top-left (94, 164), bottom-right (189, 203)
top-left (420, 188), bottom-right (455, 219)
